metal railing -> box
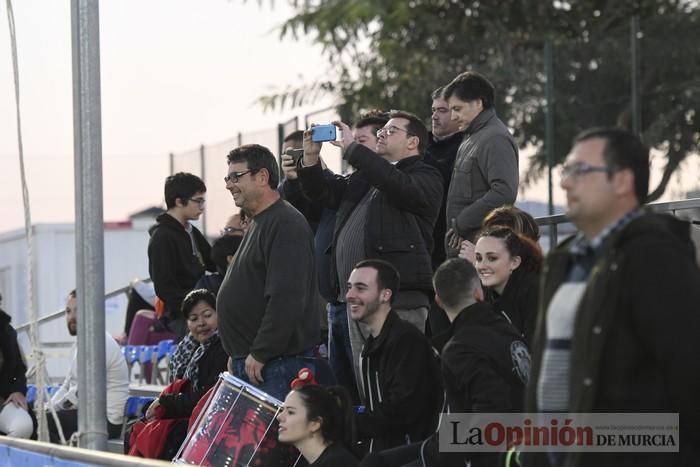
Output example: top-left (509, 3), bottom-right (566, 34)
top-left (169, 106), bottom-right (342, 237)
top-left (0, 436), bottom-right (171, 466)
top-left (15, 283), bottom-right (134, 335)
top-left (535, 198), bottom-right (700, 250)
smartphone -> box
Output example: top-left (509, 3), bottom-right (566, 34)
top-left (284, 148), bottom-right (304, 164)
top-left (311, 124), bottom-right (337, 143)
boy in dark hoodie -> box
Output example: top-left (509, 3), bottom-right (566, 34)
top-left (148, 172), bottom-right (216, 338)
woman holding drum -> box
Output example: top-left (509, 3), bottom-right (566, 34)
top-left (278, 376), bottom-right (358, 466)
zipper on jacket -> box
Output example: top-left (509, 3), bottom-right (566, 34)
top-left (365, 356), bottom-right (375, 411)
top-left (375, 371), bottom-right (383, 404)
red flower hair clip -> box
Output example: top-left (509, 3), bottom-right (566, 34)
top-left (290, 367), bottom-right (318, 390)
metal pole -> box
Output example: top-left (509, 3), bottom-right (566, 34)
top-left (277, 123), bottom-right (285, 168)
top-left (71, 0), bottom-right (107, 450)
top-left (544, 40), bottom-right (557, 249)
top-left (630, 16), bottom-right (641, 136)
top-left (169, 152), bottom-right (174, 175)
top-left (200, 144), bottom-right (207, 235)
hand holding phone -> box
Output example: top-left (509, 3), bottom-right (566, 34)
top-left (281, 154), bottom-right (298, 180)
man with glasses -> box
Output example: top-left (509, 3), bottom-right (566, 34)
top-left (280, 113), bottom-right (389, 403)
top-left (220, 213), bottom-right (247, 237)
top-left (148, 172), bottom-right (215, 339)
top-left (217, 144), bottom-right (321, 400)
top-left (297, 110), bottom-right (443, 401)
top-left (524, 128), bottom-right (700, 467)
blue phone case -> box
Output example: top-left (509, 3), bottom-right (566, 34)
top-left (311, 125), bottom-right (337, 143)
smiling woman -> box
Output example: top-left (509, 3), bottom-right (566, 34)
top-left (128, 289), bottom-right (228, 460)
top-left (474, 227), bottom-right (543, 344)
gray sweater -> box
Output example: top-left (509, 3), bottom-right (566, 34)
top-left (445, 107), bottom-right (519, 243)
top-left (217, 198), bottom-right (320, 362)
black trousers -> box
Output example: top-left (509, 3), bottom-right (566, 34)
top-left (47, 409), bottom-right (122, 444)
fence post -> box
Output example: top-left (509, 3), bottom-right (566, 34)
top-left (200, 144), bottom-right (207, 235)
top-left (544, 40), bottom-right (558, 250)
top-left (630, 16), bottom-right (642, 136)
top-left (277, 123), bottom-right (285, 166)
top-left (71, 0), bottom-right (107, 450)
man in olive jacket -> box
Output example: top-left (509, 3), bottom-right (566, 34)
top-left (525, 128), bottom-right (700, 467)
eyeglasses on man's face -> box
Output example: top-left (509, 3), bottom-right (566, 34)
top-left (376, 125), bottom-right (413, 138)
top-left (224, 169), bottom-right (256, 184)
top-left (220, 226), bottom-right (244, 236)
top-left (559, 162), bottom-right (612, 180)
top-left (189, 197), bottom-right (206, 207)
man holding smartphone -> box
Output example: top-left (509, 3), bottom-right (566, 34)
top-left (297, 110), bottom-right (443, 400)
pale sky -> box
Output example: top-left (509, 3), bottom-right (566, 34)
top-left (0, 0), bottom-right (333, 233)
top-left (1, 1), bottom-right (697, 235)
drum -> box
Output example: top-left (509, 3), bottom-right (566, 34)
top-left (174, 372), bottom-right (301, 466)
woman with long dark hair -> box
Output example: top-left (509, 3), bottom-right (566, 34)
top-left (278, 381), bottom-right (358, 466)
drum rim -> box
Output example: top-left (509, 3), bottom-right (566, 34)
top-left (220, 371), bottom-right (285, 406)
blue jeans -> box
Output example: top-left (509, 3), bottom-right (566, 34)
top-left (231, 354), bottom-right (334, 402)
top-left (328, 301), bottom-right (359, 402)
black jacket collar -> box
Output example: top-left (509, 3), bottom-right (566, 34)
top-left (428, 130), bottom-right (464, 148)
top-left (432, 301), bottom-right (496, 352)
top-left (363, 309), bottom-right (400, 356)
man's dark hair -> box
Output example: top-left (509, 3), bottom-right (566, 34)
top-left (181, 289), bottom-right (216, 320)
top-left (211, 235), bottom-right (242, 274)
top-left (68, 289), bottom-right (77, 299)
top-left (354, 259), bottom-right (400, 305)
top-left (283, 130), bottom-right (304, 145)
top-left (388, 110), bottom-right (429, 155)
top-left (431, 86), bottom-right (445, 100)
top-left (354, 110), bottom-right (389, 135)
top-left (574, 127), bottom-right (650, 204)
top-left (443, 71), bottom-right (495, 110)
top-left (433, 258), bottom-right (480, 310)
top-left (226, 144), bottom-right (280, 189)
top-left (164, 172), bottom-right (206, 210)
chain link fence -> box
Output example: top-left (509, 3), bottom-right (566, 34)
top-left (170, 107), bottom-right (341, 237)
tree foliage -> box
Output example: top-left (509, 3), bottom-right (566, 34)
top-left (265, 0), bottom-right (700, 198)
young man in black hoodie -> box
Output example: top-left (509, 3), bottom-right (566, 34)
top-left (148, 172), bottom-right (215, 339)
top-left (346, 259), bottom-right (443, 455)
top-left (360, 258), bottom-right (528, 467)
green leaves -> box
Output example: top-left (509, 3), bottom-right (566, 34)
top-left (258, 0), bottom-right (700, 197)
